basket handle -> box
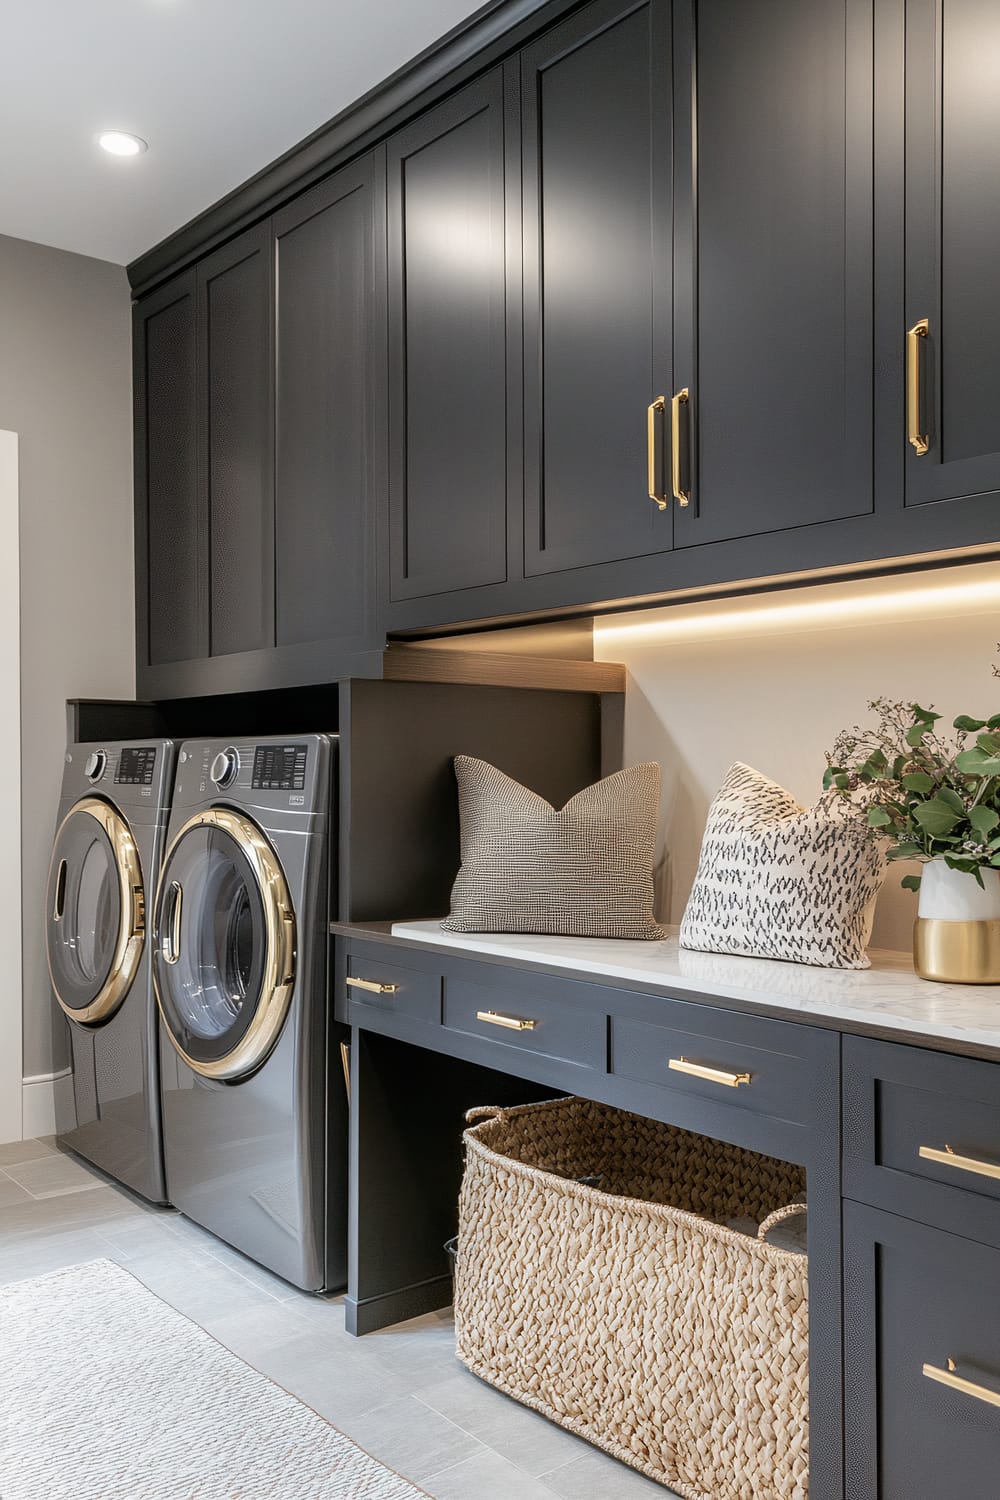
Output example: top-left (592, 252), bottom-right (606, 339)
top-left (465, 1105), bottom-right (509, 1125)
top-left (758, 1203), bottom-right (808, 1243)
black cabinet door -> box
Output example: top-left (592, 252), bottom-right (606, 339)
top-left (673, 0), bottom-right (874, 547)
top-left (197, 223), bottom-right (274, 658)
top-left (843, 1200), bottom-right (1000, 1500)
top-left (903, 0), bottom-right (1000, 508)
top-left (133, 270), bottom-right (206, 668)
top-left (521, 0), bottom-right (673, 578)
top-left (387, 70), bottom-right (513, 602)
top-left (274, 153), bottom-right (385, 654)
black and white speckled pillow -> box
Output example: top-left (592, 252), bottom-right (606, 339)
top-left (442, 756), bottom-right (665, 940)
top-left (680, 762), bottom-right (887, 970)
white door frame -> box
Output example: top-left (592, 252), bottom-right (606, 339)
top-left (0, 432), bottom-right (21, 1143)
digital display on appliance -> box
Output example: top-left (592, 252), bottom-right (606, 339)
top-left (115, 747), bottom-right (157, 785)
top-left (252, 744), bottom-right (307, 791)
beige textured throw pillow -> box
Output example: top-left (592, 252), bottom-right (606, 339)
top-left (442, 756), bottom-right (665, 939)
top-left (680, 762), bottom-right (886, 969)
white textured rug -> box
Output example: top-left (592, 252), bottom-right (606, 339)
top-left (0, 1259), bottom-right (427, 1499)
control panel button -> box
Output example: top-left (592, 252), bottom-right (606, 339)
top-left (210, 748), bottom-right (239, 788)
top-left (84, 750), bottom-right (107, 783)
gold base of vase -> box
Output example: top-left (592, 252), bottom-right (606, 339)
top-left (913, 918), bottom-right (1000, 984)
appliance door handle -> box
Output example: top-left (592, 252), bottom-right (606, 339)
top-left (52, 859), bottom-right (67, 922)
top-left (647, 396), bottom-right (668, 510)
top-left (162, 880), bottom-right (183, 966)
top-left (907, 318), bottom-right (930, 454)
top-left (671, 388), bottom-right (691, 506)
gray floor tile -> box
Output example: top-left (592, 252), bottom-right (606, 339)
top-left (4, 1152), bottom-right (107, 1198)
top-left (0, 1173), bottom-right (33, 1207)
top-left (0, 1137), bottom-right (57, 1167)
top-left (235, 1327), bottom-right (417, 1423)
top-left (0, 1227), bottom-right (113, 1283)
top-left (543, 1446), bottom-right (679, 1498)
top-left (337, 1394), bottom-right (485, 1484)
top-left (416, 1370), bottom-right (586, 1478)
top-left (422, 1448), bottom-right (562, 1500)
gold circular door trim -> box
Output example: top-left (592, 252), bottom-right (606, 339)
top-left (153, 807), bottom-right (296, 1082)
top-left (46, 797), bottom-right (146, 1026)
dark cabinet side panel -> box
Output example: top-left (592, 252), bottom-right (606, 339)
top-left (199, 223), bottom-right (274, 658)
top-left (135, 273), bottom-right (206, 667)
top-left (274, 154), bottom-right (385, 650)
top-left (387, 70), bottom-right (510, 601)
top-left (673, 0), bottom-right (874, 546)
top-left (522, 0), bottom-right (673, 577)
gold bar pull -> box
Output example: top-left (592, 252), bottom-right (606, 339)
top-left (339, 1041), bottom-right (351, 1104)
top-left (346, 976), bottom-right (399, 995)
top-left (669, 1056), bottom-right (751, 1088)
top-left (907, 318), bottom-right (930, 454)
top-left (476, 1010), bottom-right (538, 1032)
top-left (923, 1358), bottom-right (1000, 1410)
top-left (671, 388), bottom-right (691, 506)
top-left (919, 1143), bottom-right (1000, 1182)
top-left (647, 396), bottom-right (667, 510)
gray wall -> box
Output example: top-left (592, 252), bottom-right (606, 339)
top-left (0, 234), bottom-right (134, 1079)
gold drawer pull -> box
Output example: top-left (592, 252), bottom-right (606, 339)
top-left (476, 1010), bottom-right (538, 1032)
top-left (919, 1144), bottom-right (1000, 1182)
top-left (647, 396), bottom-right (667, 511)
top-left (346, 976), bottom-right (399, 995)
top-left (907, 318), bottom-right (930, 455)
top-left (923, 1358), bottom-right (1000, 1410)
top-left (669, 1056), bottom-right (751, 1088)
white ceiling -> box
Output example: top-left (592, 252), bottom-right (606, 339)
top-left (0, 0), bottom-right (486, 267)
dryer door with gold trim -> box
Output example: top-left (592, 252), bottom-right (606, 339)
top-left (46, 798), bottom-right (145, 1026)
top-left (152, 808), bottom-right (296, 1082)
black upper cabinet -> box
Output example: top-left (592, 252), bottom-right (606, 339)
top-left (274, 153), bottom-right (385, 655)
top-left (386, 70), bottom-right (514, 603)
top-left (134, 271), bottom-right (205, 669)
top-left (672, 0), bottom-right (874, 547)
top-left (521, 0), bottom-right (673, 576)
top-left (198, 224), bottom-right (274, 658)
top-left (904, 0), bottom-right (1000, 508)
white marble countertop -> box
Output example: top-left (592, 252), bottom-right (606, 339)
top-left (388, 919), bottom-right (1000, 1057)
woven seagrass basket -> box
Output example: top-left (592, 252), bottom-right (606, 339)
top-left (455, 1095), bottom-right (808, 1500)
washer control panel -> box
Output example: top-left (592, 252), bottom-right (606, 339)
top-left (115, 746), bottom-right (157, 785)
top-left (252, 743), bottom-right (307, 791)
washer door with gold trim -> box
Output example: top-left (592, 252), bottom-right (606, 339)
top-left (152, 808), bottom-right (296, 1083)
top-left (46, 797), bottom-right (146, 1026)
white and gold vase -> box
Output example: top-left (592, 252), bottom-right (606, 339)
top-left (913, 858), bottom-right (1000, 984)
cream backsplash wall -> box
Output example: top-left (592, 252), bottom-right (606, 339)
top-left (594, 562), bottom-right (1000, 953)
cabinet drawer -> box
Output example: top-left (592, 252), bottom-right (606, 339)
top-left (611, 1003), bottom-right (817, 1130)
top-left (344, 955), bottom-right (441, 1024)
top-left (843, 1036), bottom-right (1000, 1246)
top-left (845, 1202), bottom-right (1000, 1500)
top-left (442, 978), bottom-right (606, 1072)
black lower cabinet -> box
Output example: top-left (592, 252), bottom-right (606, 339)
top-left (843, 1200), bottom-right (1000, 1500)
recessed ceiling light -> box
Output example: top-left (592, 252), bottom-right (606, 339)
top-left (98, 131), bottom-right (148, 158)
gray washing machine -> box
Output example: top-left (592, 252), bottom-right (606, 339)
top-left (47, 739), bottom-right (176, 1204)
top-left (152, 734), bottom-right (346, 1292)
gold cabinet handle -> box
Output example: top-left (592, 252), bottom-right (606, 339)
top-left (907, 318), bottom-right (930, 455)
top-left (668, 1056), bottom-right (751, 1088)
top-left (647, 396), bottom-right (667, 511)
top-left (346, 976), bottom-right (399, 995)
top-left (923, 1358), bottom-right (1000, 1410)
top-left (339, 1040), bottom-right (351, 1103)
top-left (919, 1143), bottom-right (1000, 1182)
top-left (671, 388), bottom-right (691, 506)
top-left (476, 1009), bottom-right (538, 1032)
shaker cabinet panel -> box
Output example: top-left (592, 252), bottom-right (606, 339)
top-left (387, 71), bottom-right (511, 601)
top-left (904, 0), bottom-right (1000, 507)
top-left (521, 0), bottom-right (673, 577)
top-left (198, 224), bottom-right (274, 658)
top-left (274, 155), bottom-right (384, 652)
top-left (134, 272), bottom-right (206, 668)
top-left (673, 0), bottom-right (874, 546)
